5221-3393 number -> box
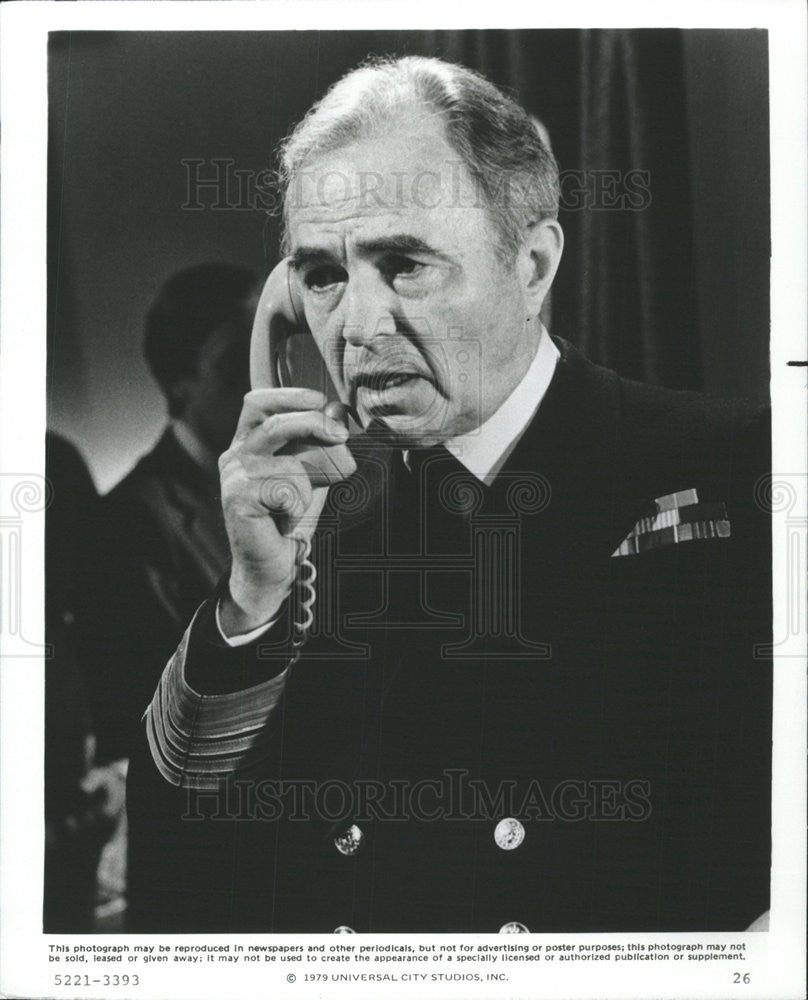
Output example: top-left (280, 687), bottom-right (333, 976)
top-left (53, 975), bottom-right (140, 987)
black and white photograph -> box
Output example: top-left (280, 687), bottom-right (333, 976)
top-left (0, 3), bottom-right (805, 999)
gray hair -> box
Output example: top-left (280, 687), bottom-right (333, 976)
top-left (278, 56), bottom-right (559, 262)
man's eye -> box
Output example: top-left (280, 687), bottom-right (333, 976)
top-left (305, 265), bottom-right (346, 290)
top-left (383, 255), bottom-right (425, 280)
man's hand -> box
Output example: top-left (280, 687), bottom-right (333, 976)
top-left (218, 388), bottom-right (356, 635)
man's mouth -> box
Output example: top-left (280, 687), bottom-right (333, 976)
top-left (349, 368), bottom-right (437, 418)
top-left (354, 371), bottom-right (423, 393)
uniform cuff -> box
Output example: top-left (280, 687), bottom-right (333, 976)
top-left (184, 597), bottom-right (294, 696)
top-left (144, 614), bottom-right (291, 789)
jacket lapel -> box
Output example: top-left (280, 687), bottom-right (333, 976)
top-left (495, 337), bottom-right (650, 567)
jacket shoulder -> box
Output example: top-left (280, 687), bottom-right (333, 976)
top-left (614, 376), bottom-right (770, 501)
top-left (618, 376), bottom-right (768, 444)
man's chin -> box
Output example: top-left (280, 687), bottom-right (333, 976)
top-left (361, 414), bottom-right (447, 449)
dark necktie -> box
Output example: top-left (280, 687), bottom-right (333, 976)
top-left (390, 445), bottom-right (478, 558)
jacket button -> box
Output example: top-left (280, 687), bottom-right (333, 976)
top-left (494, 817), bottom-right (525, 850)
top-left (334, 823), bottom-right (364, 856)
top-left (499, 921), bottom-right (529, 933)
top-left (334, 926), bottom-right (355, 934)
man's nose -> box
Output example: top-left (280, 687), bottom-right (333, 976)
top-left (339, 270), bottom-right (398, 347)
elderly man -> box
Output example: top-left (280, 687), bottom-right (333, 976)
top-left (127, 57), bottom-right (771, 933)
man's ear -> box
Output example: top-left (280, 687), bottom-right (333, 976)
top-left (519, 218), bottom-right (564, 317)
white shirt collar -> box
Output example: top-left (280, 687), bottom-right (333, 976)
top-left (170, 419), bottom-right (220, 477)
top-left (443, 326), bottom-right (559, 486)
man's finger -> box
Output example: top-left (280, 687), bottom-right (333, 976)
top-left (244, 410), bottom-right (350, 455)
top-left (244, 388), bottom-right (327, 410)
top-left (233, 388), bottom-right (328, 440)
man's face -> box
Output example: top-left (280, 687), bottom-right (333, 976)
top-left (286, 114), bottom-right (541, 446)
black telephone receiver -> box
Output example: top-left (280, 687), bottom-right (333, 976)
top-left (250, 258), bottom-right (359, 487)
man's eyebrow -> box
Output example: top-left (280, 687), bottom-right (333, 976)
top-left (289, 235), bottom-right (450, 270)
top-left (289, 247), bottom-right (339, 271)
top-left (354, 234), bottom-right (448, 259)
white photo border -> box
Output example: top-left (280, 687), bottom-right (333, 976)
top-left (1, 2), bottom-right (805, 999)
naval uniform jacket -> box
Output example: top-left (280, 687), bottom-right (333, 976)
top-left (126, 339), bottom-right (771, 933)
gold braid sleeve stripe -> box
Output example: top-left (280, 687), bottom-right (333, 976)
top-left (144, 619), bottom-right (289, 790)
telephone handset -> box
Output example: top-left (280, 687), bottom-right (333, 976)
top-left (250, 258), bottom-right (359, 488)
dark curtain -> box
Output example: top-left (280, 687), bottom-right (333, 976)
top-left (448, 29), bottom-right (701, 390)
top-left (47, 33), bottom-right (87, 417)
top-left (563, 31), bottom-right (700, 388)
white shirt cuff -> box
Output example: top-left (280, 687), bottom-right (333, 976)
top-left (215, 599), bottom-right (278, 646)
